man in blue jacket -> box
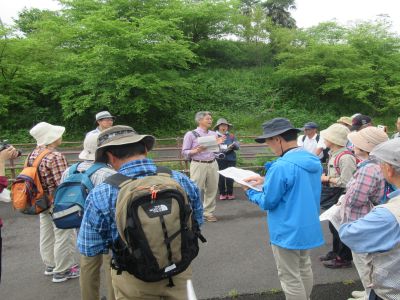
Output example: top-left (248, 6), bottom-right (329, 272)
top-left (243, 118), bottom-right (324, 300)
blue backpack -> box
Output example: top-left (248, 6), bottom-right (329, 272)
top-left (52, 162), bottom-right (106, 229)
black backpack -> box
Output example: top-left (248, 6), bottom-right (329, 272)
top-left (105, 166), bottom-right (206, 286)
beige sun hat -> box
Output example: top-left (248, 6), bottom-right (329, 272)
top-left (79, 133), bottom-right (100, 161)
top-left (320, 123), bottom-right (350, 146)
top-left (336, 116), bottom-right (352, 127)
top-left (30, 122), bottom-right (65, 146)
top-left (214, 118), bottom-right (232, 130)
top-left (95, 125), bottom-right (155, 162)
top-left (348, 126), bottom-right (388, 153)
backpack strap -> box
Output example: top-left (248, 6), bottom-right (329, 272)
top-left (302, 135), bottom-right (306, 143)
top-left (104, 173), bottom-right (132, 188)
top-left (85, 162), bottom-right (108, 178)
top-left (68, 163), bottom-right (81, 176)
top-left (191, 130), bottom-right (200, 138)
top-left (333, 150), bottom-right (354, 175)
top-left (27, 149), bottom-right (51, 168)
top-left (316, 134), bottom-right (320, 143)
top-left (156, 166), bottom-right (172, 176)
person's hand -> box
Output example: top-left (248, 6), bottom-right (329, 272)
top-left (243, 175), bottom-right (265, 187)
top-left (216, 135), bottom-right (226, 144)
top-left (321, 174), bottom-right (330, 183)
top-left (0, 146), bottom-right (19, 162)
top-left (191, 145), bottom-right (206, 155)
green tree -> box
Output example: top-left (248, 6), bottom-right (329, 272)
top-left (262, 0), bottom-right (296, 28)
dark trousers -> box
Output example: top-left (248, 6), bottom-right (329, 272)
top-left (369, 290), bottom-right (383, 300)
top-left (329, 222), bottom-right (352, 261)
top-left (217, 159), bottom-right (236, 195)
top-left (0, 227), bottom-right (2, 283)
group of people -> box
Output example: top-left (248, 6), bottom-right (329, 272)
top-left (1, 110), bottom-right (399, 300)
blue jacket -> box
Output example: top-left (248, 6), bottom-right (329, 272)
top-left (246, 148), bottom-right (324, 250)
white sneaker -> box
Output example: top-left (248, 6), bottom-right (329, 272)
top-left (351, 291), bottom-right (366, 298)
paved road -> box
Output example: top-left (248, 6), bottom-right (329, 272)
top-left (0, 188), bottom-right (360, 300)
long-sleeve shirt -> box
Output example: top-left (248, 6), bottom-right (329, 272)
top-left (181, 127), bottom-right (218, 161)
top-left (342, 159), bottom-right (385, 223)
top-left (27, 146), bottom-right (68, 196)
top-left (339, 189), bottom-right (400, 253)
top-left (77, 158), bottom-right (203, 257)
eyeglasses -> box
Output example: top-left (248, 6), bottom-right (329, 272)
top-left (98, 129), bottom-right (137, 146)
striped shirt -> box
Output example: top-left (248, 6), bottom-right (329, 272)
top-left (77, 158), bottom-right (203, 257)
top-left (342, 159), bottom-right (385, 223)
top-left (27, 146), bottom-right (68, 196)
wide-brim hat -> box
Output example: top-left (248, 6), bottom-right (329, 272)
top-left (79, 132), bottom-right (100, 161)
top-left (95, 111), bottom-right (115, 124)
top-left (320, 123), bottom-right (350, 147)
top-left (214, 118), bottom-right (232, 130)
top-left (95, 125), bottom-right (155, 162)
top-left (255, 118), bottom-right (301, 143)
top-left (347, 126), bottom-right (388, 153)
top-left (29, 122), bottom-right (65, 146)
top-left (370, 138), bottom-right (400, 167)
top-left (336, 116), bottom-right (353, 127)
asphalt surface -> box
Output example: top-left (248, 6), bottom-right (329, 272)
top-left (0, 188), bottom-right (362, 300)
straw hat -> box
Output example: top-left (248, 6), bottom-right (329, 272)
top-left (347, 127), bottom-right (388, 153)
top-left (30, 122), bottom-right (65, 146)
top-left (95, 125), bottom-right (155, 162)
top-left (320, 124), bottom-right (350, 146)
top-left (79, 133), bottom-right (100, 161)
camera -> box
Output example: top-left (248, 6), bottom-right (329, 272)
top-left (0, 140), bottom-right (22, 157)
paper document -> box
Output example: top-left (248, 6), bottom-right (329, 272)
top-left (197, 136), bottom-right (219, 152)
top-left (319, 204), bottom-right (341, 230)
top-left (218, 167), bottom-right (263, 191)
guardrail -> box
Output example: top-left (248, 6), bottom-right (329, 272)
top-left (5, 136), bottom-right (275, 181)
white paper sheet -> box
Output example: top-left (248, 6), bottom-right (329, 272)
top-left (319, 204), bottom-right (341, 230)
top-left (197, 136), bottom-right (219, 152)
top-left (218, 167), bottom-right (263, 191)
top-left (0, 188), bottom-right (11, 203)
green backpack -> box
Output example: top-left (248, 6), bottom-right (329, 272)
top-left (105, 166), bottom-right (205, 286)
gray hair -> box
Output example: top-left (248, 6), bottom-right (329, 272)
top-left (195, 111), bottom-right (212, 124)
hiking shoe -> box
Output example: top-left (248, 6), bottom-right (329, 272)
top-left (319, 251), bottom-right (336, 261)
top-left (205, 215), bottom-right (217, 222)
top-left (323, 258), bottom-right (352, 269)
top-left (52, 264), bottom-right (80, 283)
top-left (227, 194), bottom-right (235, 200)
top-left (219, 195), bottom-right (227, 200)
top-left (44, 266), bottom-right (55, 276)
top-left (351, 291), bottom-right (366, 298)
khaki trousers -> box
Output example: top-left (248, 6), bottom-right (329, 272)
top-left (352, 252), bottom-right (371, 299)
top-left (80, 254), bottom-right (115, 300)
top-left (39, 211), bottom-right (76, 273)
top-left (271, 245), bottom-right (313, 300)
top-left (111, 266), bottom-right (192, 300)
top-left (190, 160), bottom-right (218, 217)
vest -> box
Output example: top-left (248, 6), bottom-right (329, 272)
top-left (368, 196), bottom-right (400, 299)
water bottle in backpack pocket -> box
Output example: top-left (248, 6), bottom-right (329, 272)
top-left (52, 162), bottom-right (106, 229)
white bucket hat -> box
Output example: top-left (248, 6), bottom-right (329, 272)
top-left (30, 122), bottom-right (65, 146)
top-left (320, 123), bottom-right (350, 146)
top-left (79, 133), bottom-right (99, 161)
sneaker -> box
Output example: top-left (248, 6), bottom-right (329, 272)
top-left (44, 266), bottom-right (55, 276)
top-left (351, 291), bottom-right (366, 298)
top-left (52, 264), bottom-right (80, 283)
top-left (219, 195), bottom-right (227, 200)
top-left (323, 258), bottom-right (352, 269)
top-left (227, 194), bottom-right (235, 200)
top-left (205, 215), bottom-right (217, 222)
top-left (319, 251), bottom-right (336, 261)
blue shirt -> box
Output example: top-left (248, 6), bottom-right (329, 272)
top-left (77, 158), bottom-right (203, 257)
top-left (339, 189), bottom-right (400, 253)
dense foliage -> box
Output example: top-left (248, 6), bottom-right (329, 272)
top-left (1, 0), bottom-right (399, 141)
